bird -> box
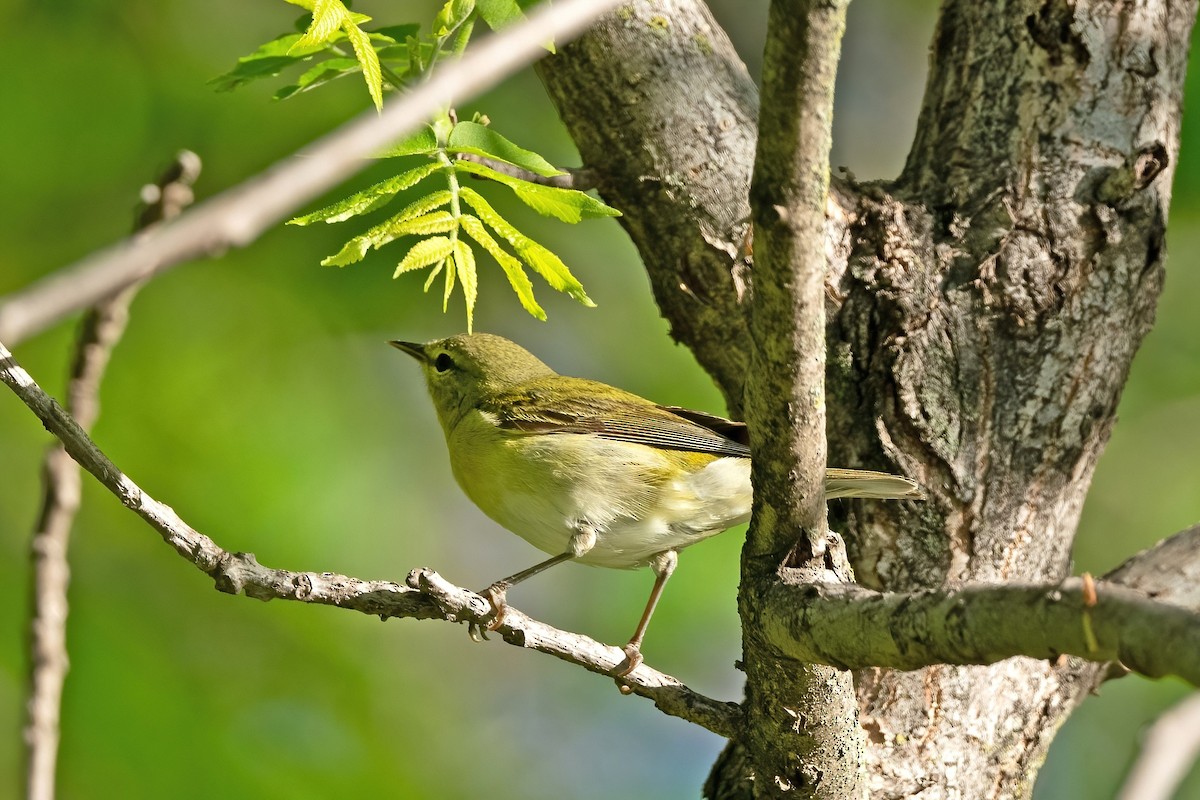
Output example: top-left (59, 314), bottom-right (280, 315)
top-left (391, 333), bottom-right (923, 676)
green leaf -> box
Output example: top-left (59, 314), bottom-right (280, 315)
top-left (423, 260), bottom-right (445, 292)
top-left (447, 122), bottom-right (561, 177)
top-left (517, 237), bottom-right (594, 307)
top-left (476, 0), bottom-right (524, 29)
top-left (377, 126), bottom-right (439, 157)
top-left (326, 209), bottom-right (458, 271)
top-left (460, 215), bottom-right (545, 320)
top-left (394, 211), bottom-right (457, 236)
top-left (289, 162), bottom-right (441, 225)
top-left (441, 254), bottom-right (457, 310)
top-left (209, 33), bottom-right (324, 92)
top-left (448, 17), bottom-right (476, 55)
top-left (287, 0), bottom-right (382, 108)
top-left (344, 21), bottom-right (384, 110)
top-left (318, 202), bottom-right (455, 266)
top-left (432, 0), bottom-right (476, 37)
top-left (454, 160), bottom-right (619, 222)
top-left (454, 240), bottom-right (479, 331)
top-left (274, 57), bottom-right (359, 100)
top-left (395, 236), bottom-right (456, 277)
top-left (293, 0), bottom-right (349, 48)
top-left (460, 187), bottom-right (594, 307)
top-left (509, 181), bottom-right (621, 223)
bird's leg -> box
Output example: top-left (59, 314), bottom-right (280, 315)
top-left (614, 550), bottom-right (678, 680)
top-left (470, 523), bottom-right (597, 640)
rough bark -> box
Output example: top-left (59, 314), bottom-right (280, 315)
top-left (535, 0), bottom-right (758, 413)
top-left (538, 0), bottom-right (1199, 797)
top-left (740, 1), bottom-right (862, 797)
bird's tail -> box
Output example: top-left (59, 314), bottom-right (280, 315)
top-left (824, 468), bottom-right (925, 500)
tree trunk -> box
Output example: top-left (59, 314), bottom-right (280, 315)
top-left (539, 0), bottom-right (1197, 797)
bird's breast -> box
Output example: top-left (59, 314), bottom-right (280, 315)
top-left (445, 411), bottom-right (752, 568)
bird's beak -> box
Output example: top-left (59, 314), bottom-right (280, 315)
top-left (389, 340), bottom-right (426, 362)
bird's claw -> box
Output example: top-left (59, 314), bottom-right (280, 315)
top-left (468, 583), bottom-right (509, 642)
top-left (613, 643), bottom-right (644, 691)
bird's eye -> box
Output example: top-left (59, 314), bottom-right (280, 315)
top-left (434, 353), bottom-right (454, 373)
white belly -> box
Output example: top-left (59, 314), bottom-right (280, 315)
top-left (447, 417), bottom-right (752, 569)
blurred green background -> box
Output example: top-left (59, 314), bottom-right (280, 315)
top-left (1, 1), bottom-right (1197, 797)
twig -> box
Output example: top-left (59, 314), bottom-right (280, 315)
top-left (0, 0), bottom-right (624, 345)
top-left (23, 151), bottom-right (201, 800)
top-left (0, 340), bottom-right (740, 740)
top-left (1116, 690), bottom-right (1200, 800)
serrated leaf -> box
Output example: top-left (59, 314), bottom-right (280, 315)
top-left (423, 260), bottom-right (445, 291)
top-left (395, 236), bottom-right (456, 277)
top-left (516, 237), bottom-right (594, 306)
top-left (344, 21), bottom-right (384, 110)
top-left (477, 0), bottom-right (524, 29)
top-left (209, 33), bottom-right (324, 91)
top-left (447, 122), bottom-right (561, 177)
top-left (459, 187), bottom-right (593, 306)
top-left (377, 126), bottom-right (439, 157)
top-left (293, 0), bottom-right (349, 48)
top-left (455, 159), bottom-right (619, 222)
top-left (442, 255), bottom-right (457, 310)
top-left (392, 211), bottom-right (457, 236)
top-left (454, 240), bottom-right (479, 331)
top-left (289, 162), bottom-right (441, 225)
top-left (274, 57), bottom-right (359, 100)
top-left (460, 214), bottom-right (546, 320)
top-left (432, 0), bottom-right (476, 37)
top-left (319, 207), bottom-right (455, 266)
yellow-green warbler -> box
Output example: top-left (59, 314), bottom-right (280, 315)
top-left (393, 333), bottom-right (923, 675)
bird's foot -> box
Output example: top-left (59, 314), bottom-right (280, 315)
top-left (613, 642), bottom-right (644, 692)
top-left (468, 582), bottom-right (510, 642)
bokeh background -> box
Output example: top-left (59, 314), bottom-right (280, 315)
top-left (1, 1), bottom-right (1197, 797)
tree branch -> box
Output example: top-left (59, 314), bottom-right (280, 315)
top-left (739, 1), bottom-right (858, 797)
top-left (761, 569), bottom-right (1200, 685)
top-left (0, 0), bottom-right (624, 346)
top-left (536, 0), bottom-right (759, 413)
top-left (0, 339), bottom-right (739, 740)
top-left (24, 151), bottom-right (201, 800)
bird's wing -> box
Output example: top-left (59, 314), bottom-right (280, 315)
top-left (487, 376), bottom-right (751, 458)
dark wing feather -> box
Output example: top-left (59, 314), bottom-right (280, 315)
top-left (486, 376), bottom-right (750, 458)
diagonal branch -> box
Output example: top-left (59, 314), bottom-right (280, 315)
top-left (0, 339), bottom-right (740, 740)
top-left (0, 0), bottom-right (624, 346)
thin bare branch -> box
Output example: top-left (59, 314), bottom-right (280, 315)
top-left (0, 340), bottom-right (739, 740)
top-left (24, 151), bottom-right (201, 800)
top-left (0, 0), bottom-right (624, 345)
